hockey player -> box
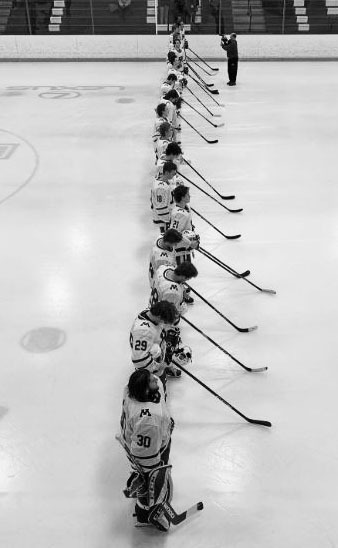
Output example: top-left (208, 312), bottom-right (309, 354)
top-left (150, 262), bottom-right (198, 315)
top-left (149, 228), bottom-right (187, 287)
top-left (160, 72), bottom-right (178, 97)
top-left (119, 369), bottom-right (174, 531)
top-left (155, 122), bottom-right (173, 161)
top-left (169, 185), bottom-right (200, 268)
top-left (151, 160), bottom-right (177, 233)
top-left (129, 300), bottom-right (178, 378)
top-left (169, 184), bottom-right (194, 233)
top-left (153, 102), bottom-right (170, 152)
top-left (156, 142), bottom-right (183, 178)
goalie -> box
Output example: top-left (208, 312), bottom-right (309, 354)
top-left (119, 369), bottom-right (175, 531)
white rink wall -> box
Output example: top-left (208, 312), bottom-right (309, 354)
top-left (1, 34), bottom-right (338, 60)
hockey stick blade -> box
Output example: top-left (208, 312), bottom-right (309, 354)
top-left (210, 89), bottom-right (219, 95)
top-left (215, 122), bottom-right (225, 128)
top-left (206, 139), bottom-right (218, 144)
top-left (225, 234), bottom-right (241, 240)
top-left (160, 501), bottom-right (204, 526)
top-left (227, 206), bottom-right (243, 213)
top-left (244, 325), bottom-right (258, 333)
top-left (212, 67), bottom-right (219, 71)
top-left (261, 288), bottom-right (277, 294)
top-left (248, 419), bottom-right (272, 427)
top-left (221, 195), bottom-right (235, 200)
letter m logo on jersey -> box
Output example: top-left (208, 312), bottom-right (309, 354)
top-left (140, 409), bottom-right (152, 417)
top-left (169, 284), bottom-right (178, 291)
top-left (160, 252), bottom-right (168, 257)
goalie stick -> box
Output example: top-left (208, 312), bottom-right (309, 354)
top-left (150, 500), bottom-right (204, 527)
top-left (116, 435), bottom-right (204, 528)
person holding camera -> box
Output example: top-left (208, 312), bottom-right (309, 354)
top-left (221, 33), bottom-right (238, 86)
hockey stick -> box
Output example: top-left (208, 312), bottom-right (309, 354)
top-left (188, 47), bottom-right (219, 71)
top-left (186, 53), bottom-right (214, 76)
top-left (178, 171), bottom-right (242, 212)
top-left (181, 316), bottom-right (267, 373)
top-left (191, 207), bottom-right (241, 240)
top-left (116, 435), bottom-right (204, 527)
top-left (198, 247), bottom-right (276, 294)
top-left (187, 61), bottom-right (215, 88)
top-left (190, 74), bottom-right (224, 105)
top-left (172, 361), bottom-right (271, 427)
top-left (186, 85), bottom-right (222, 117)
top-left (183, 98), bottom-right (225, 128)
top-left (154, 500), bottom-right (204, 526)
top-left (179, 113), bottom-right (218, 145)
top-left (198, 246), bottom-right (250, 278)
top-left (180, 162), bottom-right (235, 201)
top-left (185, 284), bottom-right (258, 333)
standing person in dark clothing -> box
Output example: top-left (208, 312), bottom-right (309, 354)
top-left (221, 33), bottom-right (239, 86)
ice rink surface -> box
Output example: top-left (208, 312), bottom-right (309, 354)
top-left (0, 59), bottom-right (338, 548)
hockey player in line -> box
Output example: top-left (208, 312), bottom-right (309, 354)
top-left (160, 72), bottom-right (179, 98)
top-left (170, 184), bottom-right (194, 233)
top-left (155, 122), bottom-right (174, 161)
top-left (169, 185), bottom-right (200, 266)
top-left (153, 103), bottom-right (171, 153)
top-left (148, 228), bottom-right (198, 287)
top-left (130, 300), bottom-right (180, 380)
top-left (151, 160), bottom-right (177, 234)
top-left (150, 262), bottom-right (198, 322)
top-left (119, 369), bottom-right (174, 531)
top-left (155, 142), bottom-right (183, 178)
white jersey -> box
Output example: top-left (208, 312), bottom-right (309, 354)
top-left (159, 99), bottom-right (177, 125)
top-left (151, 178), bottom-right (173, 227)
top-left (151, 265), bottom-right (185, 313)
top-left (170, 204), bottom-right (194, 233)
top-left (149, 237), bottom-right (177, 287)
top-left (153, 115), bottom-right (169, 145)
top-left (120, 378), bottom-right (171, 470)
top-left (130, 309), bottom-right (166, 374)
top-left (155, 138), bottom-right (171, 160)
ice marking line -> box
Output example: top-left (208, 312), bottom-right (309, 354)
top-left (0, 129), bottom-right (39, 207)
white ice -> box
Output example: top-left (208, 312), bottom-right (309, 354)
top-left (0, 60), bottom-right (338, 548)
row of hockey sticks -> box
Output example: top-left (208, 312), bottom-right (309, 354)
top-left (187, 46), bottom-right (220, 72)
top-left (177, 170), bottom-right (242, 212)
top-left (198, 247), bottom-right (277, 294)
top-left (187, 60), bottom-right (219, 94)
top-left (186, 85), bottom-right (222, 118)
top-left (185, 53), bottom-right (217, 77)
top-left (115, 435), bottom-right (204, 525)
top-left (189, 72), bottom-right (224, 105)
top-left (182, 98), bottom-right (224, 128)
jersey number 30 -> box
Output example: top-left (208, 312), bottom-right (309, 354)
top-left (136, 435), bottom-right (151, 448)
